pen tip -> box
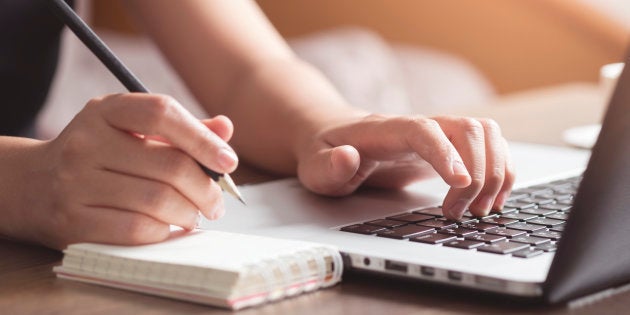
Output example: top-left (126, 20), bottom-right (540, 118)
top-left (216, 174), bottom-right (246, 205)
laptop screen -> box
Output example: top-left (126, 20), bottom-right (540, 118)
top-left (544, 50), bottom-right (630, 302)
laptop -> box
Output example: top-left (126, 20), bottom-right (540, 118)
top-left (201, 52), bottom-right (629, 304)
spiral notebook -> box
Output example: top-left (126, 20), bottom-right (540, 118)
top-left (53, 230), bottom-right (343, 310)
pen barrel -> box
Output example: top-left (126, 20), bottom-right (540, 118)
top-left (47, 0), bottom-right (148, 93)
top-left (47, 0), bottom-right (244, 204)
top-left (198, 162), bottom-right (220, 181)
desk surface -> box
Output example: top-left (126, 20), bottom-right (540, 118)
top-left (2, 84), bottom-right (624, 315)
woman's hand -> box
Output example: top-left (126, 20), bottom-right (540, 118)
top-left (296, 114), bottom-right (515, 220)
top-left (13, 93), bottom-right (237, 249)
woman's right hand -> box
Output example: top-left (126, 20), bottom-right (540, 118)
top-left (12, 93), bottom-right (238, 249)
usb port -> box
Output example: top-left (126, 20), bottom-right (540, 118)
top-left (384, 260), bottom-right (408, 273)
top-left (420, 266), bottom-right (435, 277)
top-left (448, 271), bottom-right (463, 281)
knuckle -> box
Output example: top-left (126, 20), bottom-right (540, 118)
top-left (479, 118), bottom-right (501, 132)
top-left (143, 95), bottom-right (177, 131)
top-left (142, 183), bottom-right (172, 212)
top-left (487, 166), bottom-right (505, 185)
top-left (361, 113), bottom-right (389, 122)
top-left (459, 118), bottom-right (484, 136)
top-left (468, 176), bottom-right (485, 194)
top-left (162, 149), bottom-right (193, 179)
top-left (405, 116), bottom-right (440, 139)
top-left (408, 116), bottom-right (438, 130)
top-left (84, 97), bottom-right (101, 111)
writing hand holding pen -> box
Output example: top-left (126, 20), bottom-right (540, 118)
top-left (11, 94), bottom-right (238, 249)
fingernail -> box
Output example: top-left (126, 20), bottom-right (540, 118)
top-left (452, 160), bottom-right (468, 176)
top-left (209, 203), bottom-right (225, 220)
top-left (218, 148), bottom-right (238, 170)
top-left (476, 195), bottom-right (494, 216)
top-left (446, 199), bottom-right (469, 219)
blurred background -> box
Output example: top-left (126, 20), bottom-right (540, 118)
top-left (37, 0), bottom-right (630, 140)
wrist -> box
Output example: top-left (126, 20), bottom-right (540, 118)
top-left (0, 137), bottom-right (50, 244)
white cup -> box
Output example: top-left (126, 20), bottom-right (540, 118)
top-left (600, 62), bottom-right (624, 102)
top-left (562, 62), bottom-right (623, 149)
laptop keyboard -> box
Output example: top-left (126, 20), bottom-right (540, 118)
top-left (339, 176), bottom-right (580, 259)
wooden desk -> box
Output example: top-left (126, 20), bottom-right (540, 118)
top-left (2, 84), bottom-right (625, 315)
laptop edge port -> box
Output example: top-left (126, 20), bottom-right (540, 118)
top-left (420, 266), bottom-right (435, 277)
top-left (448, 270), bottom-right (463, 281)
top-left (384, 260), bottom-right (408, 273)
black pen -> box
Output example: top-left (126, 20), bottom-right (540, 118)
top-left (47, 0), bottom-right (245, 204)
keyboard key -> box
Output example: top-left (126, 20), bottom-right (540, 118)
top-left (439, 227), bottom-right (478, 237)
top-left (477, 241), bottom-right (529, 254)
top-left (514, 188), bottom-right (554, 196)
top-left (481, 217), bottom-right (518, 226)
top-left (512, 248), bottom-right (544, 258)
top-left (376, 225), bottom-right (435, 239)
top-left (540, 204), bottom-right (571, 212)
top-left (455, 217), bottom-right (479, 224)
top-left (546, 213), bottom-right (569, 220)
top-left (410, 233), bottom-right (456, 244)
top-left (531, 230), bottom-right (562, 241)
top-left (364, 219), bottom-right (407, 228)
top-left (518, 197), bottom-right (555, 205)
top-left (506, 193), bottom-right (529, 202)
top-left (459, 222), bottom-right (499, 232)
top-left (504, 201), bottom-right (537, 210)
top-left (527, 218), bottom-right (565, 227)
top-left (509, 235), bottom-right (551, 245)
top-left (553, 188), bottom-right (576, 195)
top-left (465, 233), bottom-right (506, 244)
top-left (550, 225), bottom-right (565, 233)
top-left (551, 194), bottom-right (573, 201)
top-left (412, 207), bottom-right (443, 217)
top-left (501, 213), bottom-right (538, 221)
top-left (443, 240), bottom-right (485, 249)
top-left (486, 227), bottom-right (526, 238)
top-left (505, 222), bottom-right (546, 233)
top-left (519, 208), bottom-right (557, 216)
top-left (462, 211), bottom-right (498, 219)
top-left (494, 207), bottom-right (518, 214)
top-left (341, 224), bottom-right (385, 235)
top-left (386, 213), bottom-right (434, 223)
top-left (417, 218), bottom-right (457, 229)
top-left (535, 242), bottom-right (557, 252)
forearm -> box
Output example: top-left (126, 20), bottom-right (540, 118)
top-left (220, 58), bottom-right (363, 174)
top-left (127, 0), bottom-right (363, 174)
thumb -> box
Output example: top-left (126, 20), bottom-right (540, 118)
top-left (298, 145), bottom-right (377, 196)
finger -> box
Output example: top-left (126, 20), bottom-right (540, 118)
top-left (79, 169), bottom-right (200, 230)
top-left (493, 139), bottom-right (516, 210)
top-left (468, 119), bottom-right (506, 216)
top-left (435, 117), bottom-right (486, 219)
top-left (95, 93), bottom-right (238, 174)
top-left (58, 206), bottom-right (170, 247)
top-left (142, 115), bottom-right (234, 144)
top-left (91, 127), bottom-right (223, 220)
top-left (298, 144), bottom-right (379, 196)
top-left (326, 116), bottom-right (472, 188)
top-left (201, 115), bottom-right (234, 142)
